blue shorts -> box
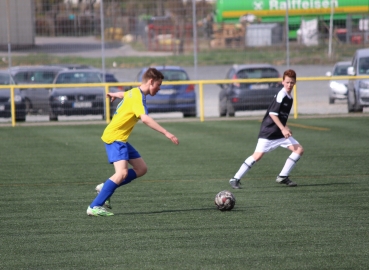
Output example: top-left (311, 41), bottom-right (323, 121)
top-left (105, 141), bottom-right (141, 164)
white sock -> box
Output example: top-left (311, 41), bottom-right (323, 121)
top-left (279, 152), bottom-right (301, 177)
top-left (234, 156), bottom-right (256, 179)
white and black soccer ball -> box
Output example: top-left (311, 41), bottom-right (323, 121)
top-left (214, 190), bottom-right (236, 211)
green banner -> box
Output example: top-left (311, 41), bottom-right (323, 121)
top-left (216, 0), bottom-right (369, 22)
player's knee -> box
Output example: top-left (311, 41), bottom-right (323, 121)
top-left (136, 165), bottom-right (148, 177)
top-left (252, 152), bottom-right (263, 161)
top-left (299, 145), bottom-right (304, 155)
top-left (118, 169), bottom-right (129, 181)
top-left (296, 145), bottom-right (304, 156)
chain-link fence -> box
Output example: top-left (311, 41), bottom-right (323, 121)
top-left (1, 1), bottom-right (368, 60)
top-left (0, 0), bottom-right (369, 124)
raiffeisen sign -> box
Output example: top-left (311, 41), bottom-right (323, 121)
top-left (268, 0), bottom-right (339, 10)
top-left (217, 0), bottom-right (369, 21)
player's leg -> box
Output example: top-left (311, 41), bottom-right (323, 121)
top-left (93, 159), bottom-right (128, 210)
top-left (276, 139), bottom-right (304, 187)
top-left (118, 157), bottom-right (147, 186)
top-left (92, 143), bottom-right (145, 213)
top-left (87, 142), bottom-right (129, 216)
top-left (229, 139), bottom-right (270, 189)
top-left (88, 160), bottom-right (127, 215)
top-left (119, 143), bottom-right (147, 186)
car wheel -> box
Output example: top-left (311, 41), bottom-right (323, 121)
top-left (329, 97), bottom-right (335, 104)
top-left (347, 89), bottom-right (363, 113)
top-left (49, 110), bottom-right (58, 121)
top-left (219, 96), bottom-right (227, 117)
top-left (227, 100), bottom-right (235, 117)
top-left (15, 117), bottom-right (26, 122)
top-left (25, 99), bottom-right (32, 114)
top-left (347, 89), bottom-right (355, 112)
top-left (183, 111), bottom-right (197, 118)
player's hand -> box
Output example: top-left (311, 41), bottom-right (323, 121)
top-left (106, 92), bottom-right (124, 102)
top-left (165, 132), bottom-right (179, 145)
top-left (106, 93), bottom-right (116, 102)
top-left (282, 127), bottom-right (292, 138)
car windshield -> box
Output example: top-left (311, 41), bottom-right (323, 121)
top-left (358, 57), bottom-right (369, 75)
top-left (16, 71), bottom-right (57, 84)
top-left (55, 72), bottom-right (102, 84)
top-left (333, 64), bottom-right (350, 76)
top-left (0, 73), bottom-right (13, 85)
top-left (237, 68), bottom-right (279, 79)
top-left (161, 70), bottom-right (188, 81)
top-left (105, 74), bottom-right (118, 82)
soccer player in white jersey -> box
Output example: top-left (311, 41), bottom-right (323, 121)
top-left (229, 69), bottom-right (304, 188)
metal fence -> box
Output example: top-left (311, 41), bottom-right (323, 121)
top-left (1, 73), bottom-right (369, 127)
top-left (1, 1), bottom-right (369, 59)
top-left (1, 0), bottom-right (369, 125)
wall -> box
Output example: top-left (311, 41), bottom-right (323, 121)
top-left (0, 0), bottom-right (34, 49)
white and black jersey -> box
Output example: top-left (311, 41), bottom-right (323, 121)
top-left (258, 88), bottom-right (293, 140)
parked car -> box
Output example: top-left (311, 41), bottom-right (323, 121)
top-left (136, 66), bottom-right (196, 117)
top-left (51, 64), bottom-right (126, 90)
top-left (48, 69), bottom-right (120, 121)
top-left (0, 71), bottom-right (27, 122)
top-left (326, 61), bottom-right (351, 104)
top-left (218, 64), bottom-right (283, 116)
top-left (10, 65), bottom-right (66, 114)
top-left (347, 48), bottom-right (369, 112)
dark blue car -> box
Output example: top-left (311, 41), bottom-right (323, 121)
top-left (136, 66), bottom-right (197, 117)
top-left (0, 71), bottom-right (27, 122)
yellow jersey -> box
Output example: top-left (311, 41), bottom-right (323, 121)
top-left (101, 87), bottom-right (147, 144)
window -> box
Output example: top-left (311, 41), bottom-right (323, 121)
top-left (333, 65), bottom-right (350, 76)
top-left (30, 71), bottom-right (57, 83)
top-left (55, 72), bottom-right (101, 84)
top-left (0, 74), bottom-right (11, 85)
top-left (237, 68), bottom-right (279, 79)
top-left (358, 57), bottom-right (369, 75)
top-left (14, 72), bottom-right (29, 83)
top-left (161, 70), bottom-right (188, 81)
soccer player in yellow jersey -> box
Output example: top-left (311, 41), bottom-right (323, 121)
top-left (87, 68), bottom-right (179, 216)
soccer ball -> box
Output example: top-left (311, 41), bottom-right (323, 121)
top-left (214, 190), bottom-right (236, 211)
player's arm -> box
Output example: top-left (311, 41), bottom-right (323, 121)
top-left (269, 113), bottom-right (292, 138)
top-left (107, 91), bottom-right (125, 102)
top-left (140, 114), bottom-right (179, 145)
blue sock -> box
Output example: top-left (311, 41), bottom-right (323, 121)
top-left (90, 179), bottom-right (118, 208)
top-left (119, 169), bottom-right (137, 186)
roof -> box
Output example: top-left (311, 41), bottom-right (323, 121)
top-left (57, 69), bottom-right (101, 74)
top-left (231, 63), bottom-right (277, 70)
top-left (51, 64), bottom-right (96, 70)
top-left (354, 48), bottom-right (369, 57)
top-left (9, 65), bottom-right (66, 70)
top-left (334, 61), bottom-right (351, 66)
top-left (8, 65), bottom-right (66, 73)
top-left (141, 66), bottom-right (185, 71)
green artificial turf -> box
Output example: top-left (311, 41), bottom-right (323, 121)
top-left (1, 117), bottom-right (368, 269)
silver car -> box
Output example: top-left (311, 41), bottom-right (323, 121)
top-left (326, 61), bottom-right (351, 104)
top-left (10, 66), bottom-right (66, 114)
top-left (347, 48), bottom-right (369, 113)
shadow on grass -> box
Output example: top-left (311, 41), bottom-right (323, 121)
top-left (298, 182), bottom-right (357, 187)
top-left (114, 206), bottom-right (256, 216)
top-left (255, 182), bottom-right (357, 190)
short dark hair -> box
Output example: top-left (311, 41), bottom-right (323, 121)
top-left (142, 68), bottom-right (164, 83)
top-left (283, 69), bottom-right (296, 80)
